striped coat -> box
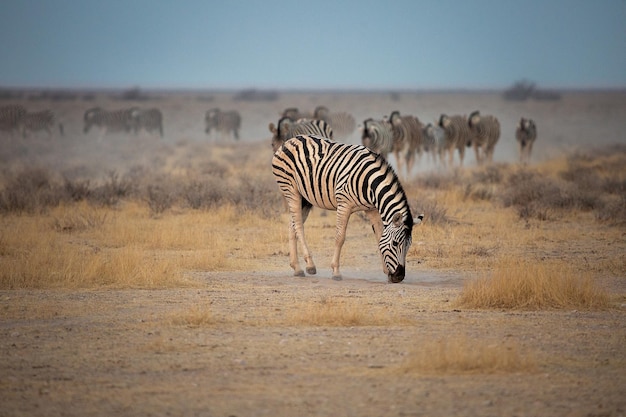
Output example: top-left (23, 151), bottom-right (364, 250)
top-left (438, 114), bottom-right (471, 166)
top-left (269, 116), bottom-right (333, 152)
top-left (0, 104), bottom-right (27, 137)
top-left (361, 118), bottom-right (393, 159)
top-left (20, 110), bottom-right (63, 138)
top-left (272, 134), bottom-right (422, 282)
top-left (516, 117), bottom-right (537, 164)
top-left (204, 108), bottom-right (241, 140)
top-left (468, 110), bottom-right (500, 164)
top-left (83, 107), bottom-right (136, 135)
top-left (389, 111), bottom-right (424, 176)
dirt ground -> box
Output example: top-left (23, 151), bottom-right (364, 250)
top-left (2, 271), bottom-right (625, 417)
top-left (1, 90), bottom-right (626, 416)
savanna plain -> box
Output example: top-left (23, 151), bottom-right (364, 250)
top-left (1, 90), bottom-right (625, 417)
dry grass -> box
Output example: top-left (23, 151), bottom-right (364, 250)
top-left (457, 258), bottom-right (611, 310)
top-left (402, 336), bottom-right (537, 374)
top-left (168, 304), bottom-right (214, 327)
top-left (284, 296), bottom-right (409, 327)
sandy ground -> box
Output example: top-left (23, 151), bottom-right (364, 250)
top-left (1, 90), bottom-right (626, 416)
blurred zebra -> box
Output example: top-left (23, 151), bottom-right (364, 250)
top-left (130, 108), bottom-right (163, 137)
top-left (272, 134), bottom-right (422, 282)
top-left (83, 107), bottom-right (137, 136)
top-left (361, 117), bottom-right (393, 159)
top-left (422, 123), bottom-right (446, 165)
top-left (313, 106), bottom-right (356, 140)
top-left (268, 116), bottom-right (333, 152)
top-left (0, 104), bottom-right (27, 137)
top-left (20, 109), bottom-right (64, 138)
top-left (389, 111), bottom-right (424, 176)
top-left (281, 107), bottom-right (310, 121)
top-left (438, 114), bottom-right (471, 167)
top-left (467, 110), bottom-right (500, 164)
top-left (205, 108), bottom-right (241, 140)
top-left (516, 117), bottom-right (537, 164)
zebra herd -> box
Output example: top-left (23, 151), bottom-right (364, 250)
top-left (270, 107), bottom-right (537, 281)
top-left (0, 104), bottom-right (63, 138)
top-left (83, 107), bottom-right (163, 137)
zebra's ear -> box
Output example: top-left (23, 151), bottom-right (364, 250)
top-left (268, 123), bottom-right (276, 134)
top-left (414, 214), bottom-right (424, 225)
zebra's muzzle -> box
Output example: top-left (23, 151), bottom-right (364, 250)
top-left (388, 265), bottom-right (405, 283)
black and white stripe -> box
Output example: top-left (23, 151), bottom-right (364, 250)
top-left (389, 111), bottom-right (424, 176)
top-left (422, 123), bottom-right (446, 165)
top-left (0, 104), bottom-right (27, 137)
top-left (516, 117), bottom-right (537, 164)
top-left (361, 117), bottom-right (393, 159)
top-left (269, 116), bottom-right (333, 152)
top-left (438, 114), bottom-right (471, 167)
top-left (313, 106), bottom-right (356, 140)
top-left (272, 134), bottom-right (423, 282)
top-left (204, 108), bottom-right (241, 140)
top-left (130, 107), bottom-right (163, 137)
top-left (20, 109), bottom-right (63, 138)
top-left (467, 110), bottom-right (500, 164)
top-left (83, 107), bottom-right (137, 135)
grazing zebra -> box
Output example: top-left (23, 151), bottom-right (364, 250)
top-left (272, 134), bottom-right (423, 282)
top-left (516, 117), bottom-right (537, 164)
top-left (83, 107), bottom-right (137, 136)
top-left (467, 110), bottom-right (500, 164)
top-left (20, 110), bottom-right (63, 138)
top-left (361, 117), bottom-right (393, 159)
top-left (422, 123), bottom-right (446, 165)
top-left (205, 108), bottom-right (241, 140)
top-left (438, 114), bottom-right (471, 167)
top-left (130, 108), bottom-right (163, 137)
top-left (389, 111), bottom-right (424, 176)
top-left (313, 106), bottom-right (356, 140)
top-left (0, 104), bottom-right (27, 137)
top-left (268, 116), bottom-right (333, 152)
top-left (282, 107), bottom-right (309, 121)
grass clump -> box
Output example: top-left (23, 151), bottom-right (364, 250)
top-left (285, 297), bottom-right (404, 327)
top-left (457, 258), bottom-right (611, 310)
top-left (402, 336), bottom-right (536, 374)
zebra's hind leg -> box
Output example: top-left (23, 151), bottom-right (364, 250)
top-left (287, 198), bottom-right (316, 277)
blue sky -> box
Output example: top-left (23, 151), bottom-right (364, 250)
top-left (1, 0), bottom-right (625, 90)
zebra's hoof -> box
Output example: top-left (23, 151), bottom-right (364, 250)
top-left (332, 275), bottom-right (343, 281)
top-left (294, 270), bottom-right (305, 277)
top-left (306, 266), bottom-right (317, 275)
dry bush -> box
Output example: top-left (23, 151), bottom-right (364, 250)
top-left (0, 168), bottom-right (61, 213)
top-left (402, 336), bottom-right (536, 374)
top-left (412, 199), bottom-right (452, 226)
top-left (457, 258), bottom-right (611, 310)
top-left (284, 296), bottom-right (407, 327)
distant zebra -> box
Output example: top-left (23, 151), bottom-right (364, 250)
top-left (0, 104), bottom-right (27, 137)
top-left (268, 116), bottom-right (333, 152)
top-left (361, 117), bottom-right (393, 159)
top-left (130, 108), bottom-right (163, 137)
top-left (467, 110), bottom-right (500, 164)
top-left (313, 106), bottom-right (356, 140)
top-left (281, 107), bottom-right (310, 121)
top-left (205, 108), bottom-right (241, 140)
top-left (20, 110), bottom-right (64, 138)
top-left (389, 111), bottom-right (424, 176)
top-left (438, 114), bottom-right (471, 167)
top-left (272, 134), bottom-right (423, 282)
top-left (422, 123), bottom-right (446, 165)
top-left (83, 107), bottom-right (137, 136)
top-left (516, 117), bottom-right (537, 164)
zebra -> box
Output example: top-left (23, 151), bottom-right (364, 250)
top-left (516, 117), bottom-right (537, 164)
top-left (268, 116), bottom-right (333, 152)
top-left (19, 109), bottom-right (64, 138)
top-left (130, 107), bottom-right (163, 137)
top-left (438, 114), bottom-right (471, 167)
top-left (313, 106), bottom-right (356, 140)
top-left (205, 108), bottom-right (241, 140)
top-left (467, 110), bottom-right (500, 164)
top-left (422, 123), bottom-right (446, 165)
top-left (83, 107), bottom-right (137, 136)
top-left (361, 117), bottom-right (393, 159)
top-left (272, 134), bottom-right (423, 282)
top-left (389, 111), bottom-right (424, 176)
top-left (0, 104), bottom-right (27, 137)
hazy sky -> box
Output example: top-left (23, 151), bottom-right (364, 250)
top-left (1, 0), bottom-right (625, 90)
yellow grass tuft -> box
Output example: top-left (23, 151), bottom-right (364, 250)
top-left (168, 304), bottom-right (214, 327)
top-left (284, 296), bottom-right (408, 327)
top-left (402, 336), bottom-right (537, 374)
top-left (457, 258), bottom-right (611, 310)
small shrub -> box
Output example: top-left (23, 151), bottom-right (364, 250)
top-left (146, 185), bottom-right (174, 215)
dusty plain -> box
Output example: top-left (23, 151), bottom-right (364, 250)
top-left (1, 89), bottom-right (625, 417)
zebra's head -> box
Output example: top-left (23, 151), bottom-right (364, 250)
top-left (83, 107), bottom-right (102, 133)
top-left (380, 212), bottom-right (421, 283)
top-left (468, 110), bottom-right (481, 128)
